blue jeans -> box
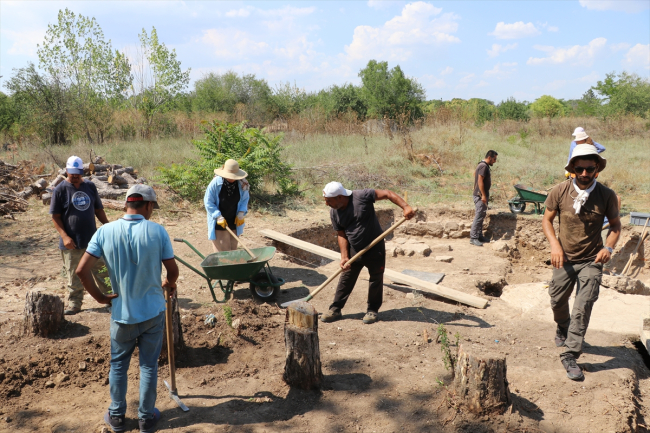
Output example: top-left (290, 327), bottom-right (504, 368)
top-left (109, 311), bottom-right (165, 420)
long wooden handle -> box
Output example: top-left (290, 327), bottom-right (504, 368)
top-left (306, 211), bottom-right (415, 301)
top-left (622, 217), bottom-right (649, 275)
top-left (225, 225), bottom-right (257, 259)
top-left (164, 287), bottom-right (177, 393)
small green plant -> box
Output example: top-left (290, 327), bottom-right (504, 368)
top-left (435, 377), bottom-right (445, 387)
top-left (99, 265), bottom-right (113, 294)
top-left (437, 324), bottom-right (460, 372)
top-left (223, 305), bottom-right (233, 328)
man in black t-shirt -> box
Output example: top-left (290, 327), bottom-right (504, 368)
top-left (320, 182), bottom-right (414, 324)
top-left (50, 156), bottom-right (111, 315)
top-left (470, 150), bottom-right (498, 246)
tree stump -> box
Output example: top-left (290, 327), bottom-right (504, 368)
top-left (23, 291), bottom-right (64, 337)
top-left (283, 301), bottom-right (323, 390)
top-left (160, 295), bottom-right (184, 362)
top-left (453, 344), bottom-right (510, 414)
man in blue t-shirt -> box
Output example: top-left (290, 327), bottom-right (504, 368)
top-left (50, 155), bottom-right (110, 315)
top-left (76, 184), bottom-right (178, 433)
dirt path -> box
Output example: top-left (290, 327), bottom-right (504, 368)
top-left (1, 202), bottom-right (648, 432)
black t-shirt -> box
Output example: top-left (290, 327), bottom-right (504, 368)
top-left (49, 180), bottom-right (103, 250)
top-left (473, 161), bottom-right (491, 198)
top-left (330, 189), bottom-right (383, 254)
top-left (216, 179), bottom-right (240, 231)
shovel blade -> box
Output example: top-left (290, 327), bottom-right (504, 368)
top-left (164, 380), bottom-right (189, 412)
top-left (280, 297), bottom-right (308, 308)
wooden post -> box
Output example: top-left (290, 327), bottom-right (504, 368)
top-left (23, 291), bottom-right (65, 337)
top-left (453, 344), bottom-right (510, 414)
top-left (283, 301), bottom-right (323, 390)
top-left (160, 294), bottom-right (184, 362)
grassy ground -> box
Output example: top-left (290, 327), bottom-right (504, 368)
top-left (4, 123), bottom-right (649, 214)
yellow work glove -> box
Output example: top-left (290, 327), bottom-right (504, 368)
top-left (216, 217), bottom-right (227, 228)
top-left (564, 171), bottom-right (570, 179)
top-left (235, 212), bottom-right (245, 227)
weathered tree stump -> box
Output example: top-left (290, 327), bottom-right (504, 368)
top-left (283, 301), bottom-right (322, 389)
top-left (23, 291), bottom-right (64, 337)
top-left (453, 344), bottom-right (510, 414)
top-left (160, 295), bottom-right (184, 362)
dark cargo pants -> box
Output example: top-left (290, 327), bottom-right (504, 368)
top-left (549, 260), bottom-right (602, 359)
top-left (329, 243), bottom-right (385, 314)
top-left (470, 196), bottom-right (487, 239)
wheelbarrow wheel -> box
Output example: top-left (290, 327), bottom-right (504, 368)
top-left (509, 201), bottom-right (526, 214)
top-left (250, 272), bottom-right (280, 302)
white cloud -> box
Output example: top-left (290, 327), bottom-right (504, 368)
top-left (456, 73), bottom-right (475, 89)
top-left (344, 1), bottom-right (460, 61)
top-left (200, 29), bottom-right (269, 59)
top-left (579, 0), bottom-right (650, 13)
top-left (611, 42), bottom-right (631, 52)
top-left (545, 79), bottom-right (567, 91)
top-left (489, 22), bottom-right (540, 39)
top-left (259, 6), bottom-right (316, 17)
top-left (2, 29), bottom-right (45, 57)
top-left (625, 44), bottom-right (650, 69)
top-left (225, 8), bottom-right (252, 18)
top-left (547, 26), bottom-right (559, 32)
top-left (527, 37), bottom-right (607, 66)
top-left (578, 71), bottom-right (600, 82)
top-left (487, 43), bottom-right (517, 58)
top-left (484, 62), bottom-right (517, 78)
top-left (440, 66), bottom-right (453, 75)
top-left (475, 80), bottom-right (488, 88)
top-left (420, 74), bottom-right (447, 89)
top-left (367, 0), bottom-right (405, 9)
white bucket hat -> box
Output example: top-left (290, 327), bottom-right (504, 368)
top-left (214, 159), bottom-right (248, 180)
top-left (565, 144), bottom-right (606, 173)
top-left (323, 181), bottom-right (352, 198)
top-left (572, 127), bottom-right (585, 136)
top-left (573, 131), bottom-right (590, 141)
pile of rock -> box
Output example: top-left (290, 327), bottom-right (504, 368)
top-left (385, 237), bottom-right (455, 259)
top-left (42, 157), bottom-right (146, 204)
top-left (397, 220), bottom-right (471, 239)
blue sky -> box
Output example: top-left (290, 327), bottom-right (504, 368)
top-left (1, 0), bottom-right (648, 102)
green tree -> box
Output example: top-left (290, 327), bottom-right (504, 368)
top-left (496, 97), bottom-right (530, 121)
top-left (128, 27), bottom-right (191, 136)
top-left (7, 64), bottom-right (71, 144)
top-left (593, 72), bottom-right (650, 118)
top-left (317, 84), bottom-right (367, 119)
top-left (575, 89), bottom-right (601, 116)
top-left (530, 95), bottom-right (566, 118)
top-left (358, 60), bottom-right (425, 120)
top-left (0, 92), bottom-right (17, 135)
top-left (37, 8), bottom-right (131, 143)
top-left (267, 82), bottom-right (312, 119)
top-left (157, 121), bottom-right (297, 200)
top-left (466, 98), bottom-right (495, 126)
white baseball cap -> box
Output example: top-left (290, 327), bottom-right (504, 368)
top-left (66, 156), bottom-right (84, 175)
top-left (323, 181), bottom-right (352, 198)
top-left (126, 184), bottom-right (160, 209)
top-left (572, 127), bottom-right (585, 136)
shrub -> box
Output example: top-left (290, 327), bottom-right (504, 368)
top-left (156, 120), bottom-right (298, 200)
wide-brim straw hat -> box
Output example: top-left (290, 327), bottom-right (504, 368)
top-left (565, 144), bottom-right (607, 173)
top-left (214, 159), bottom-right (248, 180)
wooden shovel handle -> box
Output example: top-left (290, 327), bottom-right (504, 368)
top-left (225, 225), bottom-right (257, 260)
top-left (164, 287), bottom-right (177, 393)
top-left (307, 210), bottom-right (416, 300)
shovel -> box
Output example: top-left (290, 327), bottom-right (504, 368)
top-left (281, 210), bottom-right (416, 308)
top-left (164, 287), bottom-right (189, 412)
top-left (224, 225), bottom-right (258, 262)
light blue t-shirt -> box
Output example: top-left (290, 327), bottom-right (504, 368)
top-left (86, 214), bottom-right (174, 324)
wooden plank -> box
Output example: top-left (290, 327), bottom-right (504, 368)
top-left (260, 229), bottom-right (488, 309)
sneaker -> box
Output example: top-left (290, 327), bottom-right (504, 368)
top-left (555, 326), bottom-right (568, 347)
top-left (478, 235), bottom-right (490, 243)
top-left (138, 408), bottom-right (161, 433)
top-left (469, 238), bottom-right (483, 247)
top-left (362, 311), bottom-right (378, 324)
top-left (64, 307), bottom-right (81, 315)
top-left (104, 411), bottom-right (126, 433)
top-left (320, 309), bottom-right (342, 323)
top-left (561, 355), bottom-right (584, 381)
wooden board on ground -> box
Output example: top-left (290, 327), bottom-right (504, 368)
top-left (260, 229), bottom-right (488, 309)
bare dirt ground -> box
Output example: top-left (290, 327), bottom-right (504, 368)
top-left (1, 200), bottom-right (649, 433)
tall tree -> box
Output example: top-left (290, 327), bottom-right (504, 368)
top-left (358, 60), bottom-right (425, 120)
top-left (593, 72), bottom-right (650, 118)
top-left (127, 27), bottom-right (191, 136)
top-left (37, 8), bottom-right (131, 143)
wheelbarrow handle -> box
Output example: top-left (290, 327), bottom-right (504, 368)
top-left (174, 238), bottom-right (184, 242)
top-left (173, 238), bottom-right (205, 260)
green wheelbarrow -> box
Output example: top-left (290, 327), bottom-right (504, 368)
top-left (173, 238), bottom-right (285, 303)
top-left (508, 184), bottom-right (548, 215)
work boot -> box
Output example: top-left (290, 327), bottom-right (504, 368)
top-left (139, 408), bottom-right (161, 433)
top-left (478, 235), bottom-right (490, 243)
top-left (104, 411), bottom-right (126, 433)
top-left (561, 355), bottom-right (584, 381)
top-left (320, 309), bottom-right (342, 323)
top-left (469, 238), bottom-right (483, 247)
top-left (64, 306), bottom-right (81, 315)
top-left (555, 325), bottom-right (568, 347)
top-left (362, 311), bottom-right (378, 324)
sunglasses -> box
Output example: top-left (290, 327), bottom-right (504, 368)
top-left (574, 166), bottom-right (597, 174)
